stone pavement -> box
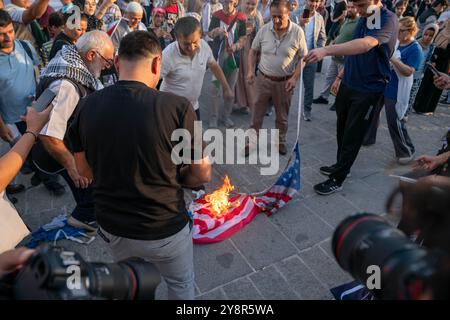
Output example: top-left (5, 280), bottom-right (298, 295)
top-left (5, 57), bottom-right (449, 299)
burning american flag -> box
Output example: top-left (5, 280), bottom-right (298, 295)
top-left (190, 143), bottom-right (301, 244)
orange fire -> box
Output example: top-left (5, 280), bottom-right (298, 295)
top-left (205, 175), bottom-right (235, 218)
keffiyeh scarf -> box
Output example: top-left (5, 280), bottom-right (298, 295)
top-left (40, 45), bottom-right (102, 91)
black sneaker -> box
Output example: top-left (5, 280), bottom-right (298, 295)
top-left (68, 215), bottom-right (98, 233)
top-left (320, 164), bottom-right (338, 176)
top-left (314, 178), bottom-right (343, 195)
top-left (319, 165), bottom-right (351, 177)
top-left (329, 104), bottom-right (336, 111)
top-left (313, 97), bottom-right (329, 104)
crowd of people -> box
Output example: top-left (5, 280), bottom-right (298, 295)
top-left (0, 0), bottom-right (449, 300)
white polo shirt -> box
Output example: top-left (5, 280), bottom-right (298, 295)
top-left (160, 39), bottom-right (215, 110)
top-left (252, 20), bottom-right (308, 77)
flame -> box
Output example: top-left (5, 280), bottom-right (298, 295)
top-left (205, 175), bottom-right (234, 218)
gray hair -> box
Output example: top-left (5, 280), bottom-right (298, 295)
top-left (76, 30), bottom-right (112, 54)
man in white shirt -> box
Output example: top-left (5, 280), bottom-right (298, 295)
top-left (160, 16), bottom-right (233, 120)
top-left (33, 30), bottom-right (114, 232)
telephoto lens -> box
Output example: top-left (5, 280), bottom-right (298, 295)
top-left (10, 245), bottom-right (160, 300)
top-left (332, 213), bottom-right (441, 300)
top-left (87, 258), bottom-right (161, 300)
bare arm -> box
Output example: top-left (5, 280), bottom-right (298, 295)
top-left (96, 0), bottom-right (115, 21)
top-left (324, 37), bottom-right (379, 56)
top-left (246, 48), bottom-right (258, 83)
top-left (0, 107), bottom-right (52, 192)
top-left (40, 136), bottom-right (90, 188)
top-left (304, 36), bottom-right (379, 64)
top-left (0, 116), bottom-right (13, 143)
top-left (208, 60), bottom-right (233, 96)
top-left (391, 57), bottom-right (415, 77)
top-left (74, 152), bottom-right (93, 182)
top-left (179, 157), bottom-right (212, 188)
top-left (21, 0), bottom-right (50, 25)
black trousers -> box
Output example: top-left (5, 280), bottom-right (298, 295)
top-left (59, 170), bottom-right (95, 221)
top-left (15, 121), bottom-right (60, 185)
top-left (330, 83), bottom-right (383, 184)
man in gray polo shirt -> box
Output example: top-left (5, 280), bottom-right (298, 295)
top-left (247, 0), bottom-right (307, 155)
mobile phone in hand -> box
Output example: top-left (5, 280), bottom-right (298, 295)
top-left (302, 8), bottom-right (310, 19)
top-left (33, 88), bottom-right (56, 112)
top-left (426, 62), bottom-right (440, 76)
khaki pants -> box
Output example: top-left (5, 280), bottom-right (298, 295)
top-left (251, 73), bottom-right (294, 144)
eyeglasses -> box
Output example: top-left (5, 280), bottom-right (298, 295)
top-left (95, 51), bottom-right (114, 69)
top-left (399, 28), bottom-right (412, 33)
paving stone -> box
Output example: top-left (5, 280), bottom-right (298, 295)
top-left (249, 265), bottom-right (299, 300)
top-left (194, 240), bottom-right (252, 293)
top-left (271, 199), bottom-right (333, 251)
top-left (222, 277), bottom-right (264, 300)
top-left (340, 179), bottom-right (387, 213)
top-left (276, 256), bottom-right (333, 300)
top-left (197, 288), bottom-right (228, 300)
top-left (299, 246), bottom-right (352, 289)
top-left (25, 185), bottom-right (52, 214)
top-left (302, 193), bottom-right (359, 228)
top-left (230, 214), bottom-right (298, 270)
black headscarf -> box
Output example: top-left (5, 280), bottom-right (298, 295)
top-left (73, 0), bottom-right (103, 31)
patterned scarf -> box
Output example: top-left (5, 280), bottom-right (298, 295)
top-left (40, 45), bottom-right (102, 91)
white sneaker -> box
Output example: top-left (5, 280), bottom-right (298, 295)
top-left (397, 154), bottom-right (415, 165)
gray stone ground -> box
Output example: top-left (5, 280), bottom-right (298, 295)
top-left (4, 57), bottom-right (449, 299)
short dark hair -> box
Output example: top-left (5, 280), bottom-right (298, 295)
top-left (49, 12), bottom-right (65, 28)
top-left (0, 9), bottom-right (12, 28)
top-left (173, 16), bottom-right (201, 38)
top-left (118, 30), bottom-right (162, 60)
top-left (270, 0), bottom-right (291, 11)
top-left (432, 0), bottom-right (447, 7)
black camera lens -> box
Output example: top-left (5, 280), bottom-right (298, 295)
top-left (87, 258), bottom-right (160, 300)
top-left (332, 213), bottom-right (439, 299)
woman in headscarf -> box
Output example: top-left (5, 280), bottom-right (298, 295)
top-left (234, 0), bottom-right (264, 113)
top-left (413, 19), bottom-right (450, 114)
top-left (74, 0), bottom-right (114, 31)
top-left (149, 7), bottom-right (173, 49)
top-left (409, 23), bottom-right (439, 109)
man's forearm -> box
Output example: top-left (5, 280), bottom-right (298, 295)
top-left (179, 163), bottom-right (212, 188)
top-left (40, 136), bottom-right (76, 171)
top-left (209, 61), bottom-right (232, 92)
top-left (96, 0), bottom-right (113, 20)
top-left (292, 58), bottom-right (304, 80)
top-left (324, 37), bottom-right (378, 57)
top-left (248, 49), bottom-right (257, 75)
top-left (23, 0), bottom-right (50, 24)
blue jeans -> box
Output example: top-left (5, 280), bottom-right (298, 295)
top-left (302, 63), bottom-right (317, 113)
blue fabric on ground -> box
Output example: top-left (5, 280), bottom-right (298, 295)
top-left (26, 215), bottom-right (94, 248)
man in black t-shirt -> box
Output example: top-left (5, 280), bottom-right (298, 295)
top-left (68, 31), bottom-right (212, 300)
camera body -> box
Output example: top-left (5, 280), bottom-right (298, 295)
top-left (1, 245), bottom-right (160, 300)
top-left (332, 213), bottom-right (448, 300)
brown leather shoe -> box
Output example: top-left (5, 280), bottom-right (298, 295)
top-left (279, 144), bottom-right (287, 155)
